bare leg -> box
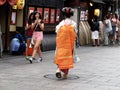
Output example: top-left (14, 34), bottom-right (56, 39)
top-left (61, 69), bottom-right (69, 79)
top-left (37, 41), bottom-right (42, 58)
top-left (37, 45), bottom-right (42, 62)
top-left (32, 39), bottom-right (41, 58)
top-left (97, 39), bottom-right (100, 46)
top-left (25, 38), bottom-right (31, 58)
top-left (92, 39), bottom-right (96, 46)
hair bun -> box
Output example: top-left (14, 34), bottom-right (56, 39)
top-left (62, 7), bottom-right (74, 16)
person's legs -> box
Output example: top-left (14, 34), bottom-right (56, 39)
top-left (61, 69), bottom-right (69, 79)
top-left (28, 39), bottom-right (40, 63)
top-left (28, 32), bottom-right (42, 63)
top-left (97, 39), bottom-right (100, 46)
top-left (92, 39), bottom-right (96, 46)
top-left (117, 30), bottom-right (120, 45)
top-left (104, 32), bottom-right (109, 45)
top-left (92, 31), bottom-right (99, 46)
top-left (25, 38), bottom-right (31, 59)
top-left (112, 27), bottom-right (116, 44)
top-left (37, 46), bottom-right (42, 57)
top-left (32, 40), bottom-right (41, 58)
top-left (109, 30), bottom-right (114, 45)
top-left (36, 33), bottom-right (43, 62)
top-left (56, 68), bottom-right (69, 79)
top-left (37, 41), bottom-right (42, 62)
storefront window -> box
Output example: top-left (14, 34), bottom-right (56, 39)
top-left (50, 9), bottom-right (55, 24)
top-left (44, 8), bottom-right (49, 23)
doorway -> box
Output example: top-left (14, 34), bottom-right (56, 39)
top-left (0, 4), bottom-right (9, 51)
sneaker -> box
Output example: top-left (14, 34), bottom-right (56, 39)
top-left (37, 57), bottom-right (42, 62)
top-left (28, 57), bottom-right (33, 64)
top-left (56, 72), bottom-right (62, 78)
top-left (25, 56), bottom-right (29, 60)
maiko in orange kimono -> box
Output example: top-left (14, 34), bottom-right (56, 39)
top-left (54, 24), bottom-right (76, 71)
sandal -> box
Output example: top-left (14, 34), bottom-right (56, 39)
top-left (56, 72), bottom-right (61, 78)
top-left (25, 56), bottom-right (29, 60)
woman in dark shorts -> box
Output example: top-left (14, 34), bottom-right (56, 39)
top-left (110, 13), bottom-right (118, 45)
top-left (25, 12), bottom-right (34, 59)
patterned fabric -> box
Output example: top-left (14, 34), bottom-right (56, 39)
top-left (54, 24), bottom-right (76, 69)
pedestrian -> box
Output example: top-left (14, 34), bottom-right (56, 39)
top-left (89, 15), bottom-right (100, 46)
top-left (110, 13), bottom-right (118, 45)
top-left (56, 7), bottom-right (80, 63)
top-left (103, 14), bottom-right (112, 46)
top-left (99, 20), bottom-right (104, 45)
top-left (54, 7), bottom-right (76, 79)
top-left (28, 11), bottom-right (44, 63)
top-left (25, 12), bottom-right (34, 60)
top-left (10, 30), bottom-right (26, 55)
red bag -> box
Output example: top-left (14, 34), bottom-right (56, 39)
top-left (23, 45), bottom-right (33, 56)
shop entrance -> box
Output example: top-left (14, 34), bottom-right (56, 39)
top-left (0, 5), bottom-right (9, 51)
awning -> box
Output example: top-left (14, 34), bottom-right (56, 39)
top-left (91, 0), bottom-right (105, 4)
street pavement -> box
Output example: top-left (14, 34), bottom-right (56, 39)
top-left (0, 45), bottom-right (120, 90)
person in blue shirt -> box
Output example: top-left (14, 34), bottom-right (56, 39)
top-left (10, 30), bottom-right (26, 55)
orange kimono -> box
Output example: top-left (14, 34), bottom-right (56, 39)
top-left (54, 24), bottom-right (76, 69)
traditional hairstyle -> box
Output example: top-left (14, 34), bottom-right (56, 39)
top-left (62, 7), bottom-right (74, 18)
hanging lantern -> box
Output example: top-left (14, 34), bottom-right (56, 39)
top-left (17, 0), bottom-right (24, 9)
top-left (12, 4), bottom-right (17, 9)
top-left (0, 0), bottom-right (6, 5)
top-left (7, 0), bottom-right (18, 6)
top-left (94, 9), bottom-right (100, 17)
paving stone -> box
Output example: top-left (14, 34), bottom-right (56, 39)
top-left (0, 46), bottom-right (120, 90)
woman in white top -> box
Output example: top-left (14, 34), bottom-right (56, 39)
top-left (110, 13), bottom-right (118, 44)
top-left (103, 14), bottom-right (112, 45)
